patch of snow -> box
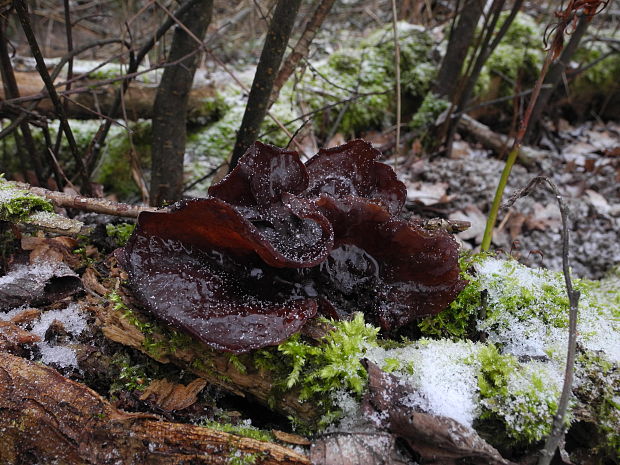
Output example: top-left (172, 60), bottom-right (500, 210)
top-left (366, 339), bottom-right (482, 427)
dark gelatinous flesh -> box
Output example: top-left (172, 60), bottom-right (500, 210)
top-left (118, 140), bottom-right (465, 353)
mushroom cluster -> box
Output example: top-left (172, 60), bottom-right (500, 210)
top-left (117, 140), bottom-right (465, 353)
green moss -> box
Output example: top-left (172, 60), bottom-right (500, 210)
top-left (254, 313), bottom-right (380, 429)
top-left (201, 420), bottom-right (274, 443)
top-left (478, 357), bottom-right (563, 445)
top-left (105, 223), bottom-right (135, 247)
top-left (417, 252), bottom-right (489, 340)
top-left (409, 93), bottom-right (450, 134)
top-left (476, 12), bottom-right (543, 98)
top-left (226, 449), bottom-right (265, 465)
top-left (573, 30), bottom-right (620, 95)
top-left (575, 351), bottom-right (620, 458)
top-left (0, 177), bottom-right (54, 222)
top-left (476, 344), bottom-right (517, 400)
top-left (109, 353), bottom-right (151, 394)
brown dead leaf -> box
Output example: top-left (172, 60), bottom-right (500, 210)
top-left (139, 378), bottom-right (208, 411)
top-left (0, 320), bottom-right (41, 354)
top-left (525, 203), bottom-right (562, 232)
top-left (9, 308), bottom-right (41, 325)
top-left (406, 181), bottom-right (453, 206)
top-left (603, 146), bottom-right (620, 157)
top-left (82, 267), bottom-right (109, 296)
top-left (21, 236), bottom-right (80, 267)
top-left (271, 430), bottom-right (311, 446)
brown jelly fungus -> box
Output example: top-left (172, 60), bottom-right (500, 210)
top-left (116, 140), bottom-right (465, 353)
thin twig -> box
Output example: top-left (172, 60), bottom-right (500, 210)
top-left (502, 176), bottom-right (580, 465)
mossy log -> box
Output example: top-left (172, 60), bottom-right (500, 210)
top-left (91, 282), bottom-right (322, 426)
top-left (0, 351), bottom-right (310, 465)
top-left (0, 71), bottom-right (218, 120)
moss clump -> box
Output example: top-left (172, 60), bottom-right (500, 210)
top-left (478, 356), bottom-right (563, 445)
top-left (109, 353), bottom-right (151, 394)
top-left (476, 12), bottom-right (543, 98)
top-left (417, 252), bottom-right (488, 340)
top-left (200, 420), bottom-right (273, 443)
top-left (0, 177), bottom-right (54, 222)
top-left (409, 93), bottom-right (450, 134)
top-left (105, 223), bottom-right (136, 247)
top-left (254, 313), bottom-right (380, 428)
top-left (574, 351), bottom-right (620, 458)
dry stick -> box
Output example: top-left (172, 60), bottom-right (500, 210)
top-left (269, 0), bottom-right (336, 106)
top-left (14, 0), bottom-right (91, 195)
top-left (9, 180), bottom-right (156, 218)
top-left (0, 16), bottom-right (44, 184)
top-left (391, 0), bottom-right (401, 159)
top-left (501, 177), bottom-right (580, 465)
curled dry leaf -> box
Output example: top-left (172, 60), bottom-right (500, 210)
top-left (139, 378), bottom-right (208, 412)
top-left (117, 140), bottom-right (465, 353)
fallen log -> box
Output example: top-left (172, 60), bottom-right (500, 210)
top-left (0, 70), bottom-right (218, 121)
top-left (457, 114), bottom-right (547, 166)
top-left (92, 284), bottom-right (322, 426)
top-left (0, 351), bottom-right (310, 465)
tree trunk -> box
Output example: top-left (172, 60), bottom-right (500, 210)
top-left (150, 0), bottom-right (213, 206)
top-left (269, 0), bottom-right (336, 106)
top-left (526, 14), bottom-right (590, 142)
top-left (229, 0), bottom-right (302, 171)
top-left (0, 351), bottom-right (310, 465)
top-left (433, 0), bottom-right (484, 101)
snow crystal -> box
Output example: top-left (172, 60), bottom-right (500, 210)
top-left (29, 303), bottom-right (88, 369)
top-left (366, 339), bottom-right (482, 427)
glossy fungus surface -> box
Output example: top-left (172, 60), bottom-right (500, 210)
top-left (117, 140), bottom-right (465, 353)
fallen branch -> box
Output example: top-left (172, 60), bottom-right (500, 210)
top-left (0, 351), bottom-right (310, 465)
top-left (8, 181), bottom-right (156, 218)
top-left (457, 114), bottom-right (545, 166)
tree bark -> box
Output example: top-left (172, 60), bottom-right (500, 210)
top-left (433, 0), bottom-right (484, 101)
top-left (229, 0), bottom-right (302, 171)
top-left (0, 351), bottom-right (310, 465)
top-left (269, 0), bottom-right (336, 106)
top-left (526, 14), bottom-right (590, 142)
top-left (150, 0), bottom-right (213, 206)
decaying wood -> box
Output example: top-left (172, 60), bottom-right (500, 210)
top-left (94, 285), bottom-right (321, 425)
top-left (0, 351), bottom-right (310, 465)
top-left (0, 71), bottom-right (218, 121)
top-left (8, 180), bottom-right (156, 218)
top-left (457, 114), bottom-right (546, 166)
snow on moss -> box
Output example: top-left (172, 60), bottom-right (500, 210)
top-left (476, 257), bottom-right (620, 364)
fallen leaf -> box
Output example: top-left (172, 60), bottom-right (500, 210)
top-left (525, 202), bottom-right (562, 232)
top-left (82, 267), bottom-right (109, 296)
top-left (584, 189), bottom-right (610, 216)
top-left (406, 181), bottom-right (453, 206)
top-left (139, 378), bottom-right (208, 411)
top-left (9, 308), bottom-right (41, 325)
top-left (0, 320), bottom-right (41, 355)
top-left (21, 236), bottom-right (80, 267)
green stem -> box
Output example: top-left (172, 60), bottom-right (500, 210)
top-left (481, 144), bottom-right (519, 251)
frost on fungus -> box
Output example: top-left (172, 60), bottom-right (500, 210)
top-left (116, 140), bottom-right (465, 353)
